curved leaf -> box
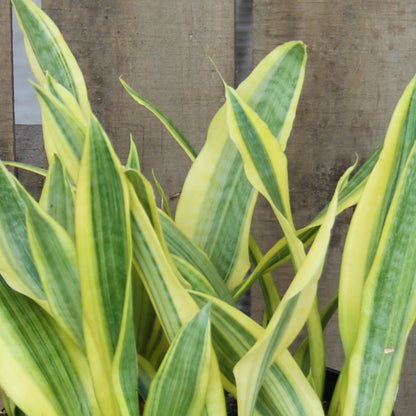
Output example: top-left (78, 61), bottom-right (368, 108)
top-left (176, 41), bottom-right (307, 290)
top-left (144, 305), bottom-right (225, 416)
top-left (11, 0), bottom-right (89, 113)
top-left (0, 278), bottom-right (98, 416)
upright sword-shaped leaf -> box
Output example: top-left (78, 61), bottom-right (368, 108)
top-left (334, 76), bottom-right (416, 416)
top-left (76, 114), bottom-right (138, 415)
top-left (175, 41), bottom-right (306, 290)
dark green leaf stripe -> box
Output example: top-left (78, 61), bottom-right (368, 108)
top-left (26, 205), bottom-right (83, 346)
top-left (176, 42), bottom-right (306, 291)
top-left (240, 42), bottom-right (305, 145)
top-left (33, 81), bottom-right (85, 180)
top-left (144, 305), bottom-right (211, 416)
top-left (12, 0), bottom-right (89, 111)
top-left (0, 162), bottom-right (44, 301)
top-left (120, 79), bottom-right (197, 161)
top-left (126, 137), bottom-right (141, 171)
top-left (152, 170), bottom-right (172, 218)
top-left (129, 187), bottom-right (198, 342)
top-left (76, 114), bottom-right (137, 414)
top-left (83, 118), bottom-right (131, 348)
top-left (192, 293), bottom-right (324, 415)
top-left (159, 211), bottom-right (235, 304)
top-left (226, 86), bottom-right (289, 217)
top-left (347, 139), bottom-right (416, 416)
top-left (39, 156), bottom-right (76, 239)
top-left (0, 278), bottom-right (94, 415)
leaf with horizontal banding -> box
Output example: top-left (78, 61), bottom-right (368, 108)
top-left (129, 180), bottom-right (199, 343)
top-left (26, 202), bottom-right (83, 346)
top-left (232, 164), bottom-right (352, 416)
top-left (76, 113), bottom-right (138, 415)
top-left (176, 41), bottom-right (307, 290)
top-left (334, 75), bottom-right (416, 416)
top-left (39, 155), bottom-right (76, 239)
top-left (192, 292), bottom-right (325, 416)
top-left (144, 304), bottom-right (226, 416)
top-left (225, 84), bottom-right (304, 266)
top-left (0, 161), bottom-right (45, 304)
top-left (159, 211), bottom-right (234, 304)
top-left (11, 0), bottom-right (89, 113)
top-left (33, 76), bottom-right (86, 182)
top-left (0, 278), bottom-right (99, 416)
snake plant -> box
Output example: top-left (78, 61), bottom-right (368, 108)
top-left (1, 0), bottom-right (415, 415)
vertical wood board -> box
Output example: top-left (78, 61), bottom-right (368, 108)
top-left (253, 1), bottom-right (416, 413)
top-left (43, 0), bottom-right (234, 201)
top-left (0, 1), bottom-right (15, 162)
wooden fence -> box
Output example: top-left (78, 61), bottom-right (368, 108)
top-left (2, 1), bottom-right (416, 413)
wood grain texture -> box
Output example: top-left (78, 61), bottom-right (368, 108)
top-left (0, 1), bottom-right (15, 162)
top-left (253, 1), bottom-right (416, 413)
top-left (42, 0), bottom-right (234, 202)
top-left (15, 125), bottom-right (46, 200)
top-left (0, 4), bottom-right (13, 411)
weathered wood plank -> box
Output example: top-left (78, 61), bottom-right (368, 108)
top-left (42, 0), bottom-right (234, 202)
top-left (253, 1), bottom-right (416, 413)
top-left (0, 3), bottom-right (13, 412)
top-left (0, 1), bottom-right (15, 162)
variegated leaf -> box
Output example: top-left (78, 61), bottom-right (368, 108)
top-left (76, 114), bottom-right (138, 415)
top-left (176, 41), bottom-right (307, 290)
top-left (335, 76), bottom-right (416, 416)
top-left (0, 278), bottom-right (98, 416)
top-left (143, 305), bottom-right (225, 416)
top-left (11, 0), bottom-right (89, 113)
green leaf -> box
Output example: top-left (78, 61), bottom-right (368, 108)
top-left (336, 75), bottom-right (416, 416)
top-left (11, 0), bottom-right (89, 113)
top-left (0, 278), bottom-right (98, 416)
top-left (159, 211), bottom-right (234, 304)
top-left (26, 202), bottom-right (83, 346)
top-left (144, 305), bottom-right (225, 416)
top-left (225, 84), bottom-right (304, 266)
top-left (76, 114), bottom-right (138, 415)
top-left (125, 169), bottom-right (163, 238)
top-left (192, 293), bottom-right (324, 416)
top-left (249, 237), bottom-right (280, 324)
top-left (234, 146), bottom-right (381, 301)
top-left (172, 255), bottom-right (223, 299)
top-left (0, 162), bottom-right (45, 303)
top-left (176, 41), bottom-right (307, 290)
top-left (339, 77), bottom-right (416, 359)
top-left (129, 182), bottom-right (199, 342)
top-left (233, 166), bottom-right (352, 416)
top-left (39, 155), bottom-right (76, 239)
top-left (294, 293), bottom-right (338, 373)
top-left (33, 76), bottom-right (86, 182)
top-left (120, 78), bottom-right (196, 161)
top-left (3, 161), bottom-right (47, 177)
top-left (126, 136), bottom-right (141, 171)
top-left (137, 355), bottom-right (156, 401)
top-left (152, 170), bottom-right (172, 218)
